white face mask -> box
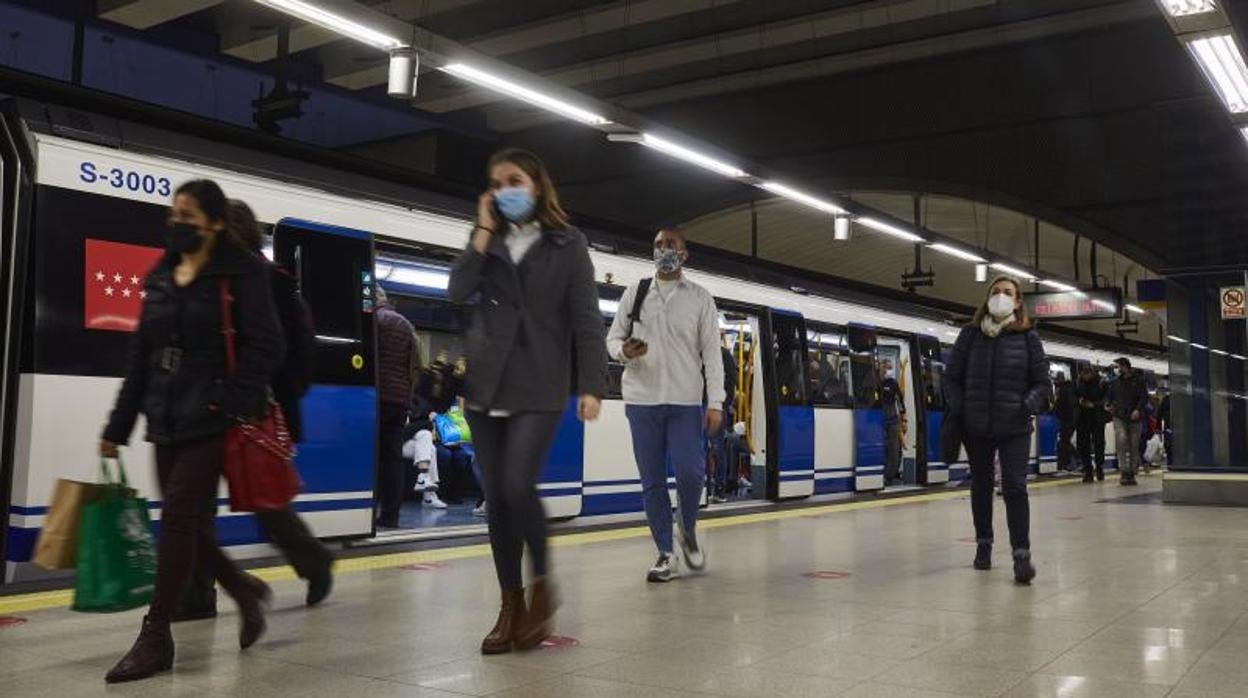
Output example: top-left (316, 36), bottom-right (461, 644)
top-left (987, 293), bottom-right (1016, 319)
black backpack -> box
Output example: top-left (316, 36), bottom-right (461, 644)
top-left (269, 264), bottom-right (316, 440)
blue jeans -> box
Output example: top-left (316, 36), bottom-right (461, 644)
top-left (626, 404), bottom-right (705, 554)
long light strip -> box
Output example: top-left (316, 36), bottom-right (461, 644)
top-left (1125, 304), bottom-right (1146, 314)
top-left (1039, 279), bottom-right (1076, 292)
top-left (252, 0), bottom-right (403, 49)
top-left (1211, 348), bottom-right (1229, 356)
top-left (1091, 299), bottom-right (1118, 313)
top-left (928, 242), bottom-right (986, 263)
top-left (1191, 342), bottom-right (1209, 350)
top-left (990, 262), bottom-right (1037, 281)
top-left (1160, 0), bottom-right (1218, 17)
top-left (631, 133), bottom-right (748, 178)
top-left (856, 217), bottom-right (926, 243)
top-left (759, 181), bottom-right (847, 214)
top-left (440, 63), bottom-right (610, 126)
top-left (1186, 33), bottom-right (1248, 114)
top-left (1168, 334), bottom-right (1189, 343)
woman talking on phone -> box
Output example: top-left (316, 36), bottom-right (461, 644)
top-left (945, 275), bottom-right (1052, 584)
top-left (99, 180), bottom-right (284, 683)
top-left (448, 148), bottom-right (607, 654)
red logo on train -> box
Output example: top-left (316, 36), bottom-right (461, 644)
top-left (83, 239), bottom-right (163, 332)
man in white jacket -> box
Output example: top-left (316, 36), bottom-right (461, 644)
top-left (607, 229), bottom-right (724, 582)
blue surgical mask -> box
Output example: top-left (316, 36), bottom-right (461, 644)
top-left (495, 186), bottom-right (536, 223)
top-left (654, 247), bottom-right (683, 274)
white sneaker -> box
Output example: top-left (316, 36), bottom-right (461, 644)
top-left (647, 553), bottom-right (677, 583)
top-left (678, 528), bottom-right (706, 573)
top-left (472, 501), bottom-right (487, 517)
top-left (423, 493), bottom-right (448, 509)
top-left (415, 472), bottom-right (437, 493)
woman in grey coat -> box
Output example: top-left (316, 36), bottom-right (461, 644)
top-left (448, 148), bottom-right (607, 655)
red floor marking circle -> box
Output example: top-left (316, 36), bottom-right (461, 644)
top-left (399, 561), bottom-right (448, 571)
top-left (540, 635), bottom-right (579, 648)
top-left (802, 571), bottom-right (851, 580)
top-left (0, 616), bottom-right (27, 628)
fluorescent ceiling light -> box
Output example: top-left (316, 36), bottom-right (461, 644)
top-left (759, 181), bottom-right (847, 214)
top-left (1232, 354), bottom-right (1246, 361)
top-left (989, 262), bottom-right (1037, 281)
top-left (376, 262), bottom-right (449, 289)
top-left (1191, 342), bottom-right (1208, 350)
top-left (856, 217), bottom-right (925, 243)
top-left (1125, 304), bottom-right (1146, 314)
top-left (1039, 279), bottom-right (1076, 292)
top-left (1168, 334), bottom-right (1188, 343)
top-left (614, 133), bottom-right (747, 178)
top-left (1091, 299), bottom-right (1117, 313)
top-left (928, 242), bottom-right (985, 263)
top-left (1186, 33), bottom-right (1248, 114)
top-left (1211, 348), bottom-right (1229, 356)
top-left (252, 0), bottom-right (403, 50)
top-left (1159, 0), bottom-right (1217, 17)
top-left (441, 63), bottom-right (610, 126)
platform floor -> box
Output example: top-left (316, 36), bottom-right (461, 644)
top-left (5, 474), bottom-right (1248, 696)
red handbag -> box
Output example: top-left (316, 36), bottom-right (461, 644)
top-left (218, 278), bottom-right (301, 512)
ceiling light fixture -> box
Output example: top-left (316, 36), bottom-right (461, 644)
top-left (442, 63), bottom-right (611, 126)
top-left (387, 48), bottom-right (418, 98)
top-left (252, 0), bottom-right (403, 49)
top-left (975, 263), bottom-right (989, 282)
top-left (1159, 0), bottom-right (1218, 17)
top-left (856, 217), bottom-right (926, 243)
top-left (928, 242), bottom-right (986, 263)
top-left (1211, 348), bottom-right (1229, 356)
top-left (1091, 299), bottom-right (1118, 313)
top-left (1125, 304), bottom-right (1146, 314)
top-left (1191, 342), bottom-right (1209, 350)
top-left (990, 262), bottom-right (1037, 281)
top-left (833, 216), bottom-right (851, 241)
top-left (1039, 279), bottom-right (1077, 292)
top-left (1186, 33), bottom-right (1248, 114)
top-left (609, 132), bottom-right (747, 178)
top-left (759, 181), bottom-right (847, 215)
top-left (1168, 334), bottom-right (1189, 343)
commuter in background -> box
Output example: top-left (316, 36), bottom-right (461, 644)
top-left (99, 180), bottom-right (284, 683)
top-left (708, 341), bottom-right (738, 504)
top-left (1158, 391), bottom-right (1173, 465)
top-left (607, 228), bottom-right (725, 583)
top-left (1075, 364), bottom-right (1107, 482)
top-left (945, 275), bottom-right (1052, 584)
top-left (448, 148), bottom-right (606, 654)
top-left (1053, 374), bottom-right (1077, 473)
top-left (375, 284), bottom-right (421, 528)
top-left (879, 358), bottom-right (906, 485)
top-left (1108, 357), bottom-right (1148, 486)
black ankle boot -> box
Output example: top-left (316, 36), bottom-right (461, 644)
top-left (973, 542), bottom-right (992, 570)
top-left (1013, 549), bottom-right (1036, 584)
top-left (234, 573), bottom-right (271, 650)
top-left (105, 615), bottom-right (174, 683)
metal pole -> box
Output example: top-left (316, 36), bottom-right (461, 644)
top-left (750, 201), bottom-right (758, 258)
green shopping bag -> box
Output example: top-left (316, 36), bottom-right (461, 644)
top-left (72, 458), bottom-right (157, 613)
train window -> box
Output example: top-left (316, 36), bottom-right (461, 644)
top-left (770, 313), bottom-right (807, 407)
top-left (918, 336), bottom-right (946, 411)
top-left (806, 324), bottom-right (853, 408)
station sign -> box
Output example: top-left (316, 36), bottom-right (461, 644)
top-left (1025, 288), bottom-right (1122, 321)
top-left (1221, 286), bottom-right (1246, 320)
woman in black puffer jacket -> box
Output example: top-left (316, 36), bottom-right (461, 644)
top-left (945, 275), bottom-right (1052, 584)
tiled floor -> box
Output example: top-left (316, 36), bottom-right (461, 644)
top-left (7, 474), bottom-right (1248, 696)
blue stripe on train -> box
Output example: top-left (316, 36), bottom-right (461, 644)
top-left (854, 408), bottom-right (886, 483)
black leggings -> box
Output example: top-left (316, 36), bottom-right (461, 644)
top-left (466, 411), bottom-right (562, 591)
top-left (966, 433), bottom-right (1032, 551)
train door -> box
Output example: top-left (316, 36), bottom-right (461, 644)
top-left (847, 324), bottom-right (885, 491)
top-left (1037, 359), bottom-right (1075, 474)
top-left (917, 335), bottom-right (949, 484)
top-left (876, 334), bottom-right (920, 487)
top-left (0, 113), bottom-right (31, 574)
top-left (764, 310), bottom-right (814, 499)
top-left (271, 219), bottom-right (376, 539)
top-left (806, 322), bottom-right (856, 493)
top-left (716, 307), bottom-right (769, 504)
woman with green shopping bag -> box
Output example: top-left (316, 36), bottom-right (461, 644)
top-left (98, 179), bottom-right (285, 683)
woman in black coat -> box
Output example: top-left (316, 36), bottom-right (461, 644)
top-left (448, 148), bottom-right (607, 655)
top-left (945, 275), bottom-right (1052, 584)
top-left (99, 180), bottom-right (285, 683)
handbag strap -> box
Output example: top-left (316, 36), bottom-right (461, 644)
top-left (99, 457), bottom-right (129, 488)
top-left (218, 277), bottom-right (237, 379)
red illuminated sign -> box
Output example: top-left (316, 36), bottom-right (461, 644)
top-left (1025, 289), bottom-right (1121, 321)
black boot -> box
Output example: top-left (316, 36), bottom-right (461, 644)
top-left (233, 573), bottom-right (271, 650)
top-left (105, 615), bottom-right (174, 683)
top-left (973, 542), bottom-right (992, 570)
top-left (1082, 469), bottom-right (1094, 483)
top-left (1096, 466), bottom-right (1105, 482)
top-left (1013, 549), bottom-right (1036, 585)
top-left (306, 551), bottom-right (335, 607)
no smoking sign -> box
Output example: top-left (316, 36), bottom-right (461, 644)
top-left (1222, 286), bottom-right (1246, 320)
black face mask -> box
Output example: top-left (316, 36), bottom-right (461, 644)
top-left (166, 222), bottom-right (205, 254)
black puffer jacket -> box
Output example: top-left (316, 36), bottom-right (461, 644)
top-left (103, 240), bottom-right (285, 446)
top-left (945, 320), bottom-right (1052, 439)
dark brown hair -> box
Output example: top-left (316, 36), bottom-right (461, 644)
top-left (174, 179), bottom-right (228, 223)
top-left (487, 148), bottom-right (569, 230)
top-left (225, 198), bottom-right (264, 253)
top-left (973, 275), bottom-right (1032, 329)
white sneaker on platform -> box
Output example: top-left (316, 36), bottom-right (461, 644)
top-left (678, 528), bottom-right (705, 573)
top-left (647, 553), bottom-right (677, 583)
top-left (472, 501), bottom-right (488, 517)
top-left (423, 493), bottom-right (448, 509)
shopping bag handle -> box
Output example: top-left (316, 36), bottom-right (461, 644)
top-left (99, 456), bottom-right (130, 488)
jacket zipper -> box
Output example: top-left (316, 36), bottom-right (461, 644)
top-left (986, 334), bottom-right (997, 435)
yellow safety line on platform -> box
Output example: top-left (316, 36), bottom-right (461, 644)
top-left (0, 477), bottom-right (1088, 616)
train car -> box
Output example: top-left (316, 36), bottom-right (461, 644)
top-left (0, 101), bottom-right (1167, 583)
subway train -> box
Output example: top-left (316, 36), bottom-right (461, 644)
top-left (0, 100), bottom-right (1166, 582)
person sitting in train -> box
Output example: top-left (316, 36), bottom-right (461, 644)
top-left (448, 147), bottom-right (606, 655)
top-left (945, 275), bottom-right (1052, 585)
top-left (99, 179), bottom-right (285, 683)
top-left (707, 341), bottom-right (738, 504)
top-left (608, 227), bottom-right (724, 583)
top-left (402, 425), bottom-right (448, 509)
top-left (375, 285), bottom-right (422, 529)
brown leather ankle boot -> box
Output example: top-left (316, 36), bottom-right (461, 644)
top-left (481, 589), bottom-right (525, 655)
top-left (514, 577), bottom-right (558, 651)
top-left (105, 615), bottom-right (174, 683)
top-left (234, 572), bottom-right (271, 650)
